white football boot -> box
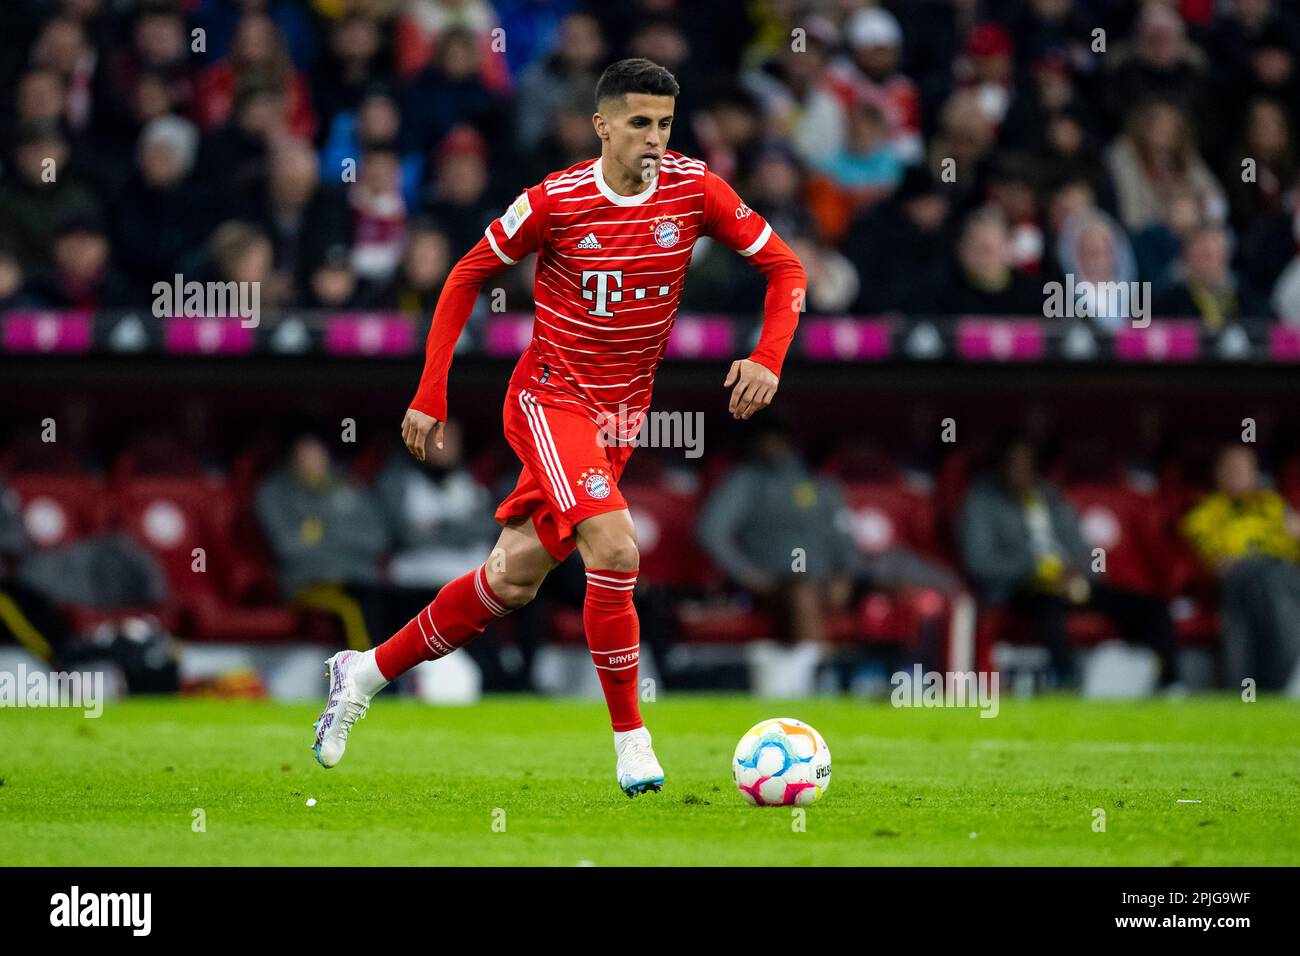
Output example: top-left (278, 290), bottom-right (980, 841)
top-left (312, 650), bottom-right (381, 768)
top-left (615, 727), bottom-right (665, 797)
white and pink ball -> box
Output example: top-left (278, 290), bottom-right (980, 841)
top-left (732, 717), bottom-right (831, 806)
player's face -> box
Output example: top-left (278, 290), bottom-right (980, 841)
top-left (595, 93), bottom-right (675, 183)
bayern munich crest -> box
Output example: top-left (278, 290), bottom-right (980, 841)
top-left (651, 215), bottom-right (683, 248)
top-left (578, 467), bottom-right (613, 500)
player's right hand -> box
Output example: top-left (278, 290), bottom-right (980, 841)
top-left (401, 407), bottom-right (444, 462)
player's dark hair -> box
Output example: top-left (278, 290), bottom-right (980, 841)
top-left (595, 58), bottom-right (680, 109)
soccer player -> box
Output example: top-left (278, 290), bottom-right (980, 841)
top-left (312, 58), bottom-right (805, 796)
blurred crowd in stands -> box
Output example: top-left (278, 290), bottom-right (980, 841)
top-left (3, 0), bottom-right (1300, 326)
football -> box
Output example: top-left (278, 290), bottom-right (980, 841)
top-left (732, 717), bottom-right (832, 806)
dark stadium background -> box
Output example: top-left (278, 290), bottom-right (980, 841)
top-left (2, 0), bottom-right (1300, 697)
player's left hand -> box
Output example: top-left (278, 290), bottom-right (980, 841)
top-left (724, 359), bottom-right (778, 420)
top-left (401, 407), bottom-right (444, 462)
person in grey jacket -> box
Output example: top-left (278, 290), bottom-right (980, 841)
top-left (698, 416), bottom-right (857, 645)
top-left (373, 419), bottom-right (499, 589)
top-left (370, 419), bottom-right (532, 690)
top-left (255, 429), bottom-right (392, 650)
top-left (958, 436), bottom-right (1177, 687)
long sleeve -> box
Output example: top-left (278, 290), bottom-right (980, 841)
top-left (959, 486), bottom-right (1035, 600)
top-left (409, 184), bottom-right (550, 421)
top-left (254, 477), bottom-right (310, 563)
top-left (697, 467), bottom-right (767, 584)
top-left (408, 238), bottom-right (510, 421)
top-left (701, 171), bottom-right (805, 378)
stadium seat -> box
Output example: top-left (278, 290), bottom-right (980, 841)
top-left (113, 475), bottom-right (326, 643)
top-left (1062, 483), bottom-right (1165, 596)
top-left (7, 474), bottom-right (112, 549)
top-left (840, 479), bottom-right (959, 648)
top-left (623, 482), bottom-right (717, 590)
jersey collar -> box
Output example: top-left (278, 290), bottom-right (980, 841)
top-left (594, 157), bottom-right (658, 206)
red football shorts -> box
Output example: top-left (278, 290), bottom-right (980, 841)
top-left (495, 385), bottom-right (635, 561)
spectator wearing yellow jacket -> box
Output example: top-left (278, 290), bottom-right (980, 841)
top-left (1183, 445), bottom-right (1300, 691)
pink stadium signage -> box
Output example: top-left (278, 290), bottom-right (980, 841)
top-left (801, 318), bottom-right (891, 360)
top-left (2, 310), bottom-right (93, 353)
top-left (955, 318), bottom-right (1047, 361)
top-left (324, 314), bottom-right (415, 356)
top-left (163, 316), bottom-right (257, 354)
top-left (1114, 321), bottom-right (1200, 361)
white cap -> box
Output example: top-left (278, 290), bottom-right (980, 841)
top-left (138, 115), bottom-right (200, 177)
top-left (847, 8), bottom-right (902, 49)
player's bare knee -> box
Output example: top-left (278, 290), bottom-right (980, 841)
top-left (490, 570), bottom-right (545, 609)
top-left (592, 535), bottom-right (639, 572)
top-left (483, 560), bottom-right (545, 609)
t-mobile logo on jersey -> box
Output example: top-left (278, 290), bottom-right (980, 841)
top-left (581, 270), bottom-right (673, 317)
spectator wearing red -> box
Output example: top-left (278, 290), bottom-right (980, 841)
top-left (815, 8), bottom-right (921, 167)
top-left (349, 143), bottom-right (407, 284)
top-left (195, 13), bottom-right (317, 140)
top-left (954, 22), bottom-right (1017, 133)
top-left (394, 0), bottom-right (510, 91)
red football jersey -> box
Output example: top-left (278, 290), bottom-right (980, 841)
top-left (410, 150), bottom-right (804, 429)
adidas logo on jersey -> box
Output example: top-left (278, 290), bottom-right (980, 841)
top-left (576, 233), bottom-right (601, 249)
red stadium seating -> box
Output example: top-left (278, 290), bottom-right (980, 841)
top-left (7, 474), bottom-right (113, 549)
top-left (1062, 483), bottom-right (1164, 595)
top-left (623, 482), bottom-right (717, 590)
top-left (840, 480), bottom-right (957, 646)
top-left (112, 476), bottom-right (329, 643)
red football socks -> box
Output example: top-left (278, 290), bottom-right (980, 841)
top-left (374, 564), bottom-right (508, 680)
top-left (583, 568), bottom-right (643, 732)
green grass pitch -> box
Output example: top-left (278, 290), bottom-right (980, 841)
top-left (1, 694), bottom-right (1297, 866)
